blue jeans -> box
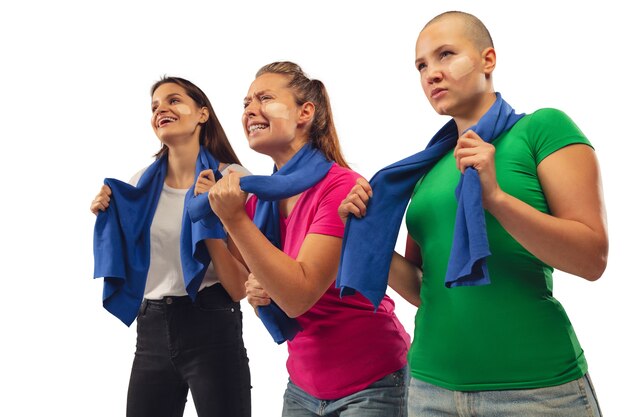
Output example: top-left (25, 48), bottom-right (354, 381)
top-left (282, 366), bottom-right (408, 417)
top-left (408, 374), bottom-right (602, 417)
top-left (126, 284), bottom-right (251, 417)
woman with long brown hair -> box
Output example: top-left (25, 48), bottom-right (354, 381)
top-left (91, 76), bottom-right (251, 417)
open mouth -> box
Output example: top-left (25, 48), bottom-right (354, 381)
top-left (248, 123), bottom-right (269, 133)
top-left (158, 116), bottom-right (177, 128)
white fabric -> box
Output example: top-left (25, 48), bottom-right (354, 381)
top-left (130, 168), bottom-right (218, 300)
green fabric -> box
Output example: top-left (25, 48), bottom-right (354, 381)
top-left (406, 108), bottom-right (593, 390)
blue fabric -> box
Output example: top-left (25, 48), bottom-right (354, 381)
top-left (337, 93), bottom-right (524, 308)
top-left (93, 148), bottom-right (225, 326)
top-left (188, 143), bottom-right (333, 344)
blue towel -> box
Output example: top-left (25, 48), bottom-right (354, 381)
top-left (93, 148), bottom-right (225, 326)
top-left (337, 93), bottom-right (524, 308)
top-left (188, 143), bottom-right (333, 343)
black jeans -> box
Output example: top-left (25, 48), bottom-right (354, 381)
top-left (127, 284), bottom-right (251, 417)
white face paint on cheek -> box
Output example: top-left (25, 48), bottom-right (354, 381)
top-left (174, 103), bottom-right (193, 115)
top-left (448, 55), bottom-right (475, 80)
top-left (263, 102), bottom-right (290, 120)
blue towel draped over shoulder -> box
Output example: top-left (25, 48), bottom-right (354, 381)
top-left (336, 93), bottom-right (524, 309)
top-left (93, 147), bottom-right (225, 326)
top-left (188, 143), bottom-right (333, 344)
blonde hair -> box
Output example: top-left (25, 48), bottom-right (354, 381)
top-left (256, 62), bottom-right (348, 167)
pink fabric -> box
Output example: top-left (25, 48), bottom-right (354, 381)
top-left (246, 164), bottom-right (410, 399)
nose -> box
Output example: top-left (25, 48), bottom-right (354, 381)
top-left (154, 101), bottom-right (170, 115)
top-left (425, 64), bottom-right (443, 84)
top-left (244, 99), bottom-right (260, 117)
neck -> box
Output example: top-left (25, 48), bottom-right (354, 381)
top-left (272, 138), bottom-right (308, 170)
top-left (165, 140), bottom-right (200, 189)
top-left (454, 91), bottom-right (497, 136)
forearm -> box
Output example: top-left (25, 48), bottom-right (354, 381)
top-left (486, 191), bottom-right (608, 280)
top-left (223, 214), bottom-right (324, 317)
top-left (204, 239), bottom-right (249, 301)
top-left (388, 252), bottom-right (422, 307)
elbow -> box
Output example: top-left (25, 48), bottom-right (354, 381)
top-left (582, 243), bottom-right (609, 281)
top-left (283, 298), bottom-right (317, 319)
top-left (231, 291), bottom-right (247, 302)
top-left (224, 285), bottom-right (247, 302)
top-left (583, 255), bottom-right (608, 282)
top-left (284, 303), bottom-right (311, 319)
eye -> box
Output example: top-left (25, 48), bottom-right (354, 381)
top-left (243, 100), bottom-right (250, 109)
top-left (440, 50), bottom-right (453, 59)
top-left (416, 62), bottom-right (426, 72)
top-left (170, 98), bottom-right (180, 105)
top-left (260, 95), bottom-right (272, 101)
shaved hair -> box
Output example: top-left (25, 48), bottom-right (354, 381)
top-left (423, 11), bottom-right (494, 51)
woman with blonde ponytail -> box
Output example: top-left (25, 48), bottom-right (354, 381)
top-left (195, 62), bottom-right (410, 416)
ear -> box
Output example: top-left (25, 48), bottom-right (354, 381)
top-left (297, 102), bottom-right (315, 126)
top-left (199, 106), bottom-right (210, 123)
top-left (482, 47), bottom-right (496, 77)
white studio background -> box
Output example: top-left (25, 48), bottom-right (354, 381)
top-left (1, 1), bottom-right (624, 416)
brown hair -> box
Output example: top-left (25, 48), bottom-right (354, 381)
top-left (255, 62), bottom-right (348, 168)
top-left (151, 76), bottom-right (240, 165)
top-left (424, 11), bottom-right (494, 52)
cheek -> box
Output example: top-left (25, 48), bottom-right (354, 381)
top-left (174, 104), bottom-right (193, 115)
top-left (447, 56), bottom-right (475, 80)
top-left (263, 102), bottom-right (290, 120)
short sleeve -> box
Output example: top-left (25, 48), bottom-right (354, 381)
top-left (308, 168), bottom-right (362, 238)
top-left (528, 108), bottom-right (593, 164)
top-left (128, 167), bottom-right (149, 187)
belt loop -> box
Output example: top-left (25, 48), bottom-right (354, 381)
top-left (140, 300), bottom-right (148, 316)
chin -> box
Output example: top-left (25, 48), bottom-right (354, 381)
top-left (247, 138), bottom-right (271, 155)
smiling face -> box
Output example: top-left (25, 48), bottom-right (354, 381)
top-left (415, 14), bottom-right (495, 124)
top-left (151, 82), bottom-right (208, 147)
top-left (242, 73), bottom-right (310, 159)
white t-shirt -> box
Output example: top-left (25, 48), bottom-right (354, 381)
top-left (129, 168), bottom-right (219, 300)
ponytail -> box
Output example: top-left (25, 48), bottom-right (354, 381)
top-left (256, 62), bottom-right (348, 167)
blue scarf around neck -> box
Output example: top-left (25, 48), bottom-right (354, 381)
top-left (188, 143), bottom-right (333, 343)
top-left (336, 93), bottom-right (524, 308)
top-left (93, 147), bottom-right (225, 326)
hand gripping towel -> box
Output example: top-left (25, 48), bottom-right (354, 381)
top-left (337, 93), bottom-right (524, 308)
top-left (188, 143), bottom-right (333, 343)
top-left (93, 148), bottom-right (225, 326)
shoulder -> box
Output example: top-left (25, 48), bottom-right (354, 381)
top-left (312, 164), bottom-right (362, 197)
top-left (526, 108), bottom-right (577, 126)
top-left (323, 164), bottom-right (362, 185)
top-left (129, 166), bottom-right (150, 186)
top-left (521, 108), bottom-right (592, 160)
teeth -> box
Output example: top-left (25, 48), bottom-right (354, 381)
top-left (249, 124), bottom-right (268, 132)
top-left (159, 117), bottom-right (176, 127)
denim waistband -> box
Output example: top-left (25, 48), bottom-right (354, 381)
top-left (141, 284), bottom-right (237, 314)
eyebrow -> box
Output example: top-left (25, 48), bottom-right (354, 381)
top-left (243, 89), bottom-right (272, 103)
top-left (415, 44), bottom-right (455, 64)
top-left (152, 93), bottom-right (183, 106)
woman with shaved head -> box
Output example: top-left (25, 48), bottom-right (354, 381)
top-left (339, 11), bottom-right (606, 416)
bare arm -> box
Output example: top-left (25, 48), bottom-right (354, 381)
top-left (456, 133), bottom-right (608, 280)
top-left (195, 169), bottom-right (249, 301)
top-left (387, 237), bottom-right (423, 307)
top-left (203, 239), bottom-right (249, 301)
top-left (209, 173), bottom-right (342, 318)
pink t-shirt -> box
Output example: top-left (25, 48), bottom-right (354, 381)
top-left (246, 164), bottom-right (411, 399)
